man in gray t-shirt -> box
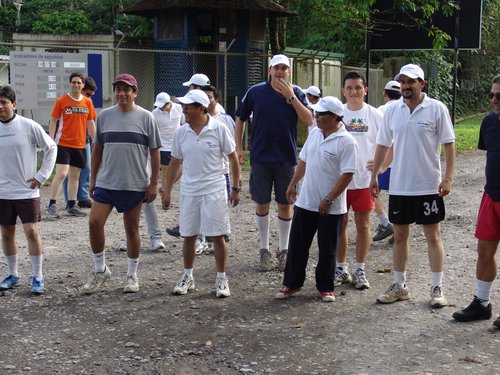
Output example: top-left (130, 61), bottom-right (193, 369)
top-left (81, 73), bottom-right (161, 295)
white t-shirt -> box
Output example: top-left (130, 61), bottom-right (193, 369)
top-left (376, 94), bottom-right (455, 196)
top-left (152, 103), bottom-right (184, 152)
top-left (343, 103), bottom-right (384, 189)
top-left (377, 99), bottom-right (398, 114)
top-left (0, 115), bottom-right (57, 199)
top-left (296, 126), bottom-right (358, 215)
top-left (172, 116), bottom-right (235, 196)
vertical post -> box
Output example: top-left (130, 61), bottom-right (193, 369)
top-left (451, 3), bottom-right (460, 126)
top-left (365, 24), bottom-right (370, 103)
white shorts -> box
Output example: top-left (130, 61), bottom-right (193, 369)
top-left (179, 190), bottom-right (230, 237)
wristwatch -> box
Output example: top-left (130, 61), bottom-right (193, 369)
top-left (286, 95), bottom-right (296, 104)
top-left (231, 186), bottom-right (241, 192)
top-left (323, 196), bottom-right (333, 205)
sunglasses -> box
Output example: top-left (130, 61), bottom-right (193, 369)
top-left (487, 92), bottom-right (500, 100)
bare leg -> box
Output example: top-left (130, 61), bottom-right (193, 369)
top-left (393, 224), bottom-right (410, 272)
top-left (123, 203), bottom-right (143, 259)
top-left (88, 201), bottom-right (113, 253)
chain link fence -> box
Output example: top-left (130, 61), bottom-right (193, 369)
top-left (1, 41), bottom-right (384, 146)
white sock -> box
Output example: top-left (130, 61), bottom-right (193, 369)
top-left (377, 213), bottom-right (390, 226)
top-left (6, 254), bottom-right (19, 277)
top-left (127, 257), bottom-right (139, 276)
top-left (355, 262), bottom-right (365, 271)
top-left (475, 279), bottom-right (493, 305)
top-left (256, 214), bottom-right (270, 250)
top-left (394, 271), bottom-right (406, 285)
top-left (30, 255), bottom-right (43, 278)
top-left (278, 217), bottom-right (292, 251)
top-left (184, 268), bottom-right (193, 277)
top-left (217, 272), bottom-right (226, 278)
top-left (337, 263), bottom-right (349, 271)
top-left (93, 251), bottom-right (106, 273)
top-left (431, 272), bottom-right (443, 287)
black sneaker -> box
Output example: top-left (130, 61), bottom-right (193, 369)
top-left (373, 223), bottom-right (394, 241)
top-left (494, 316), bottom-right (500, 329)
top-left (78, 199), bottom-right (92, 208)
top-left (452, 296), bottom-right (492, 322)
top-left (166, 224), bottom-right (180, 237)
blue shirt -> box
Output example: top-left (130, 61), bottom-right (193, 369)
top-left (236, 81), bottom-right (308, 165)
top-left (478, 112), bottom-right (500, 201)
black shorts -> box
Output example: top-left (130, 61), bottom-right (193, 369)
top-left (249, 162), bottom-right (295, 205)
top-left (160, 151), bottom-right (172, 166)
top-left (56, 146), bottom-right (86, 169)
top-left (389, 194), bottom-right (445, 225)
top-left (0, 198), bottom-right (41, 225)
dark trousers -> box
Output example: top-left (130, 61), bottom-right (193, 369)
top-left (282, 206), bottom-right (343, 292)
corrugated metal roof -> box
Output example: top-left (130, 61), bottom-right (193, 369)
top-left (125, 0), bottom-right (295, 17)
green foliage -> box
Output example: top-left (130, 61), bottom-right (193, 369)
top-left (32, 11), bottom-right (92, 34)
top-left (454, 115), bottom-right (482, 153)
top-left (0, 6), bottom-right (16, 36)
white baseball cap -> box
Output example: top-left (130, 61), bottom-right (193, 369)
top-left (384, 80), bottom-right (401, 91)
top-left (154, 92), bottom-right (170, 107)
top-left (394, 64), bottom-right (425, 81)
top-left (304, 85), bottom-right (321, 97)
top-left (270, 54), bottom-right (290, 67)
top-left (182, 73), bottom-right (210, 87)
top-left (310, 96), bottom-right (344, 116)
top-left (176, 89), bottom-right (210, 108)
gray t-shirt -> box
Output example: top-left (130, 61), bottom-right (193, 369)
top-left (95, 105), bottom-right (161, 191)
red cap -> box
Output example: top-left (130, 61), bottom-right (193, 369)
top-left (112, 73), bottom-right (138, 89)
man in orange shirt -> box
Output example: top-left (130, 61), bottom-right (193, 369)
top-left (47, 72), bottom-right (96, 218)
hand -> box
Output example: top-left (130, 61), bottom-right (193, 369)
top-left (366, 160), bottom-right (374, 171)
top-left (230, 191), bottom-right (240, 207)
top-left (236, 148), bottom-right (244, 165)
top-left (318, 200), bottom-right (330, 216)
top-left (369, 177), bottom-right (380, 198)
top-left (144, 183), bottom-right (158, 203)
top-left (438, 179), bottom-right (452, 197)
top-left (274, 78), bottom-right (294, 99)
top-left (162, 193), bottom-right (172, 210)
top-left (27, 178), bottom-right (41, 189)
top-left (286, 186), bottom-right (297, 204)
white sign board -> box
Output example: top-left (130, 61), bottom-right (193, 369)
top-left (10, 52), bottom-right (87, 109)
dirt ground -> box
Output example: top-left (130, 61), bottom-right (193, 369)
top-left (0, 150), bottom-right (499, 375)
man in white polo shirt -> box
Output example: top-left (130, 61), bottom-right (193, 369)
top-left (162, 89), bottom-right (241, 298)
top-left (275, 96), bottom-right (357, 302)
top-left (369, 64), bottom-right (455, 308)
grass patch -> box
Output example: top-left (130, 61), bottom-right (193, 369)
top-left (454, 114), bottom-right (483, 153)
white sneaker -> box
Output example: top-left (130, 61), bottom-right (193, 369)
top-left (195, 239), bottom-right (209, 255)
top-left (82, 266), bottom-right (111, 294)
top-left (334, 267), bottom-right (352, 287)
top-left (351, 268), bottom-right (370, 290)
top-left (430, 285), bottom-right (448, 308)
top-left (124, 275), bottom-right (139, 293)
top-left (173, 274), bottom-right (195, 295)
top-left (151, 238), bottom-right (166, 251)
top-left (215, 275), bottom-right (230, 298)
top-left (376, 283), bottom-right (410, 304)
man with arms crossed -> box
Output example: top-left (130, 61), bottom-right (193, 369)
top-left (369, 64), bottom-right (455, 307)
top-left (453, 75), bottom-right (500, 329)
top-left (0, 85), bottom-right (57, 295)
top-left (235, 54), bottom-right (313, 272)
top-left (47, 72), bottom-right (96, 218)
top-left (82, 74), bottom-right (161, 294)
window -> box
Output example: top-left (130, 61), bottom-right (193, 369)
top-left (157, 10), bottom-right (184, 40)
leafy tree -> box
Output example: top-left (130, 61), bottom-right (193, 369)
top-left (31, 11), bottom-right (92, 34)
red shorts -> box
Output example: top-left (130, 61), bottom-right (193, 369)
top-left (475, 191), bottom-right (500, 241)
top-left (347, 188), bottom-right (375, 212)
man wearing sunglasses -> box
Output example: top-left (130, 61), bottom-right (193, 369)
top-left (453, 74), bottom-right (500, 329)
top-left (369, 64), bottom-right (456, 308)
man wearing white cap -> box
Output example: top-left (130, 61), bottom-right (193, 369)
top-left (183, 73), bottom-right (225, 114)
top-left (275, 96), bottom-right (357, 302)
top-left (303, 85), bottom-right (322, 134)
top-left (162, 89), bottom-right (241, 298)
top-left (371, 80), bottom-right (402, 243)
top-left (235, 54), bottom-right (313, 272)
top-left (370, 64), bottom-right (455, 307)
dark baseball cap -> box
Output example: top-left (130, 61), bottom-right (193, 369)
top-left (112, 73), bottom-right (138, 89)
